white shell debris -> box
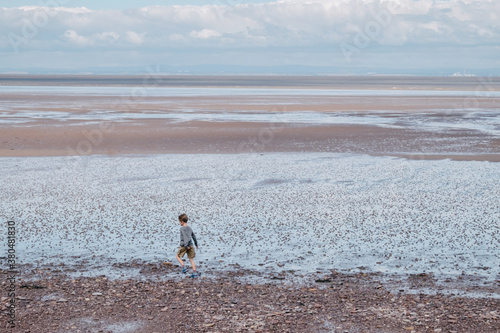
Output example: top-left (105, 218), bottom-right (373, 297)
top-left (0, 153), bottom-right (498, 280)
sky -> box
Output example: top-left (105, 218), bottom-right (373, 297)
top-left (0, 0), bottom-right (499, 75)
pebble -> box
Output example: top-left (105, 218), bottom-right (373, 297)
top-left (9, 268), bottom-right (499, 332)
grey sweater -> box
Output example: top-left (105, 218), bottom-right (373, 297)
top-left (179, 225), bottom-right (198, 248)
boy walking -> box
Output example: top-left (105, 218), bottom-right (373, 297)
top-left (175, 213), bottom-right (200, 278)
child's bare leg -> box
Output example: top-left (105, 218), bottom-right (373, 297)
top-left (189, 258), bottom-right (196, 271)
top-left (176, 254), bottom-right (184, 266)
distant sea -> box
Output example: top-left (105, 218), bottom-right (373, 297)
top-left (1, 74), bottom-right (500, 91)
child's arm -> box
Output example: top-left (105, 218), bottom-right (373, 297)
top-left (192, 231), bottom-right (198, 248)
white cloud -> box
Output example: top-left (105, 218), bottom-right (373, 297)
top-left (2, 0), bottom-right (499, 49)
top-left (190, 29), bottom-right (221, 39)
top-left (62, 29), bottom-right (92, 46)
top-left (17, 6), bottom-right (92, 14)
top-left (95, 31), bottom-right (120, 42)
top-left (125, 31), bottom-right (145, 45)
top-left (1, 0), bottom-right (499, 72)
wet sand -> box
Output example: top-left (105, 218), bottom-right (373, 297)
top-left (1, 91), bottom-right (500, 161)
top-left (2, 121), bottom-right (500, 161)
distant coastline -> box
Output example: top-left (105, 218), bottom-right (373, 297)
top-left (1, 74), bottom-right (500, 91)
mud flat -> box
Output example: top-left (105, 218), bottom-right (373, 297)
top-left (1, 80), bottom-right (500, 160)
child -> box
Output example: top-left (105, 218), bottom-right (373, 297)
top-left (175, 213), bottom-right (200, 278)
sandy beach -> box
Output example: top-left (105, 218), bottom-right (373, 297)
top-left (1, 76), bottom-right (499, 332)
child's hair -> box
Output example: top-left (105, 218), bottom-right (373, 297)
top-left (178, 213), bottom-right (188, 223)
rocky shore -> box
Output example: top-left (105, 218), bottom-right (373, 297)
top-left (2, 263), bottom-right (498, 333)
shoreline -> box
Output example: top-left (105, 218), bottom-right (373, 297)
top-left (6, 259), bottom-right (500, 299)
